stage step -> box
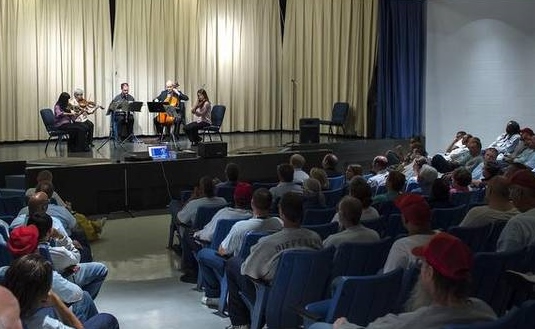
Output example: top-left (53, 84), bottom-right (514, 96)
top-left (5, 174), bottom-right (26, 190)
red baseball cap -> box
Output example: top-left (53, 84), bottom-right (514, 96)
top-left (509, 169), bottom-right (535, 190)
top-left (233, 182), bottom-right (253, 203)
top-left (394, 193), bottom-right (431, 226)
top-left (7, 225), bottom-right (39, 257)
top-left (412, 232), bottom-right (473, 280)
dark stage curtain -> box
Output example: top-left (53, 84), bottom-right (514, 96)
top-left (376, 0), bottom-right (426, 139)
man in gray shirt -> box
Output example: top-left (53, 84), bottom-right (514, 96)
top-left (323, 196), bottom-right (379, 248)
top-left (310, 233), bottom-right (496, 329)
top-left (225, 192), bottom-right (322, 329)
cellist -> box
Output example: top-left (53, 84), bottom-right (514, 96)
top-left (153, 80), bottom-right (189, 139)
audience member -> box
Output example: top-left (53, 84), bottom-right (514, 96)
top-left (180, 183), bottom-right (253, 283)
top-left (323, 196), bottom-right (379, 248)
top-left (27, 213), bottom-right (108, 300)
top-left (313, 233), bottom-right (496, 329)
top-left (225, 192), bottom-right (322, 329)
top-left (403, 156), bottom-right (428, 186)
top-left (216, 163), bottom-right (240, 189)
top-left (4, 254), bottom-right (119, 329)
top-left (497, 169), bottom-right (535, 252)
top-left (345, 164), bottom-right (363, 182)
top-left (269, 163), bottom-right (303, 203)
top-left (386, 136), bottom-right (426, 167)
top-left (444, 131), bottom-right (467, 154)
top-left (460, 176), bottom-right (519, 227)
top-left (506, 127), bottom-right (534, 160)
top-left (431, 136), bottom-right (480, 173)
top-left (509, 134), bottom-right (535, 169)
top-left (176, 176), bottom-right (228, 227)
top-left (310, 167), bottom-right (330, 190)
top-left (427, 178), bottom-right (454, 209)
top-left (412, 164), bottom-right (438, 196)
top-left (367, 156), bottom-right (389, 190)
top-left (488, 120), bottom-right (521, 159)
top-left (197, 188), bottom-right (282, 307)
top-left (290, 153), bottom-right (309, 184)
top-left (332, 177), bottom-right (380, 224)
top-left (6, 225), bottom-right (98, 322)
top-left (449, 167), bottom-right (472, 194)
top-left (0, 286), bottom-right (22, 329)
top-left (302, 178), bottom-right (326, 209)
top-left (372, 170), bottom-right (405, 204)
top-left (322, 153), bottom-right (342, 177)
top-left (471, 147), bottom-right (498, 185)
top-left (24, 171), bottom-right (105, 241)
top-left (383, 194), bottom-right (435, 273)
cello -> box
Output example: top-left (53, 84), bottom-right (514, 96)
top-left (157, 89), bottom-right (179, 125)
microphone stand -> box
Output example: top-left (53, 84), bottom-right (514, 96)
top-left (284, 79), bottom-right (298, 146)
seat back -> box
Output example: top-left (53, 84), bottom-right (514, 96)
top-left (431, 204), bottom-right (467, 231)
top-left (330, 102), bottom-right (349, 126)
top-left (385, 213), bottom-right (407, 238)
top-left (325, 268), bottom-right (404, 326)
top-left (472, 249), bottom-right (526, 316)
top-left (238, 231), bottom-right (272, 259)
top-left (323, 188), bottom-right (344, 208)
top-left (450, 191), bottom-right (474, 207)
top-left (216, 185), bottom-right (235, 205)
top-left (327, 176), bottom-right (345, 190)
top-left (0, 196), bottom-right (26, 217)
top-left (485, 220), bottom-right (508, 252)
top-left (447, 223), bottom-right (492, 252)
top-left (264, 248), bottom-right (335, 329)
top-left (209, 218), bottom-right (245, 250)
top-left (361, 216), bottom-right (387, 238)
top-left (331, 237), bottom-right (394, 279)
top-left (303, 207), bottom-right (336, 226)
top-left (40, 108), bottom-right (58, 133)
top-left (252, 182), bottom-right (278, 191)
top-left (374, 200), bottom-right (400, 219)
top-left (210, 105), bottom-right (226, 128)
top-left (193, 204), bottom-right (227, 230)
top-left (303, 222), bottom-right (339, 241)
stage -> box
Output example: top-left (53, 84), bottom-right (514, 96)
top-left (0, 132), bottom-right (407, 216)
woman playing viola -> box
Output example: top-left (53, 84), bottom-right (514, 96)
top-left (185, 88), bottom-right (211, 146)
top-left (69, 88), bottom-right (101, 147)
top-left (53, 92), bottom-right (90, 152)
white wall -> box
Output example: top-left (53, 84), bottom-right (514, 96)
top-left (425, 0), bottom-right (535, 155)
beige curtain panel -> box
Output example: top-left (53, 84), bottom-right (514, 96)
top-left (0, 0), bottom-right (377, 142)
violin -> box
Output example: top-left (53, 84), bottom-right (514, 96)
top-left (73, 97), bottom-right (104, 123)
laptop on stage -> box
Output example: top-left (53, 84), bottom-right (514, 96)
top-left (148, 145), bottom-right (170, 160)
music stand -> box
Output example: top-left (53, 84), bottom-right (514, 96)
top-left (98, 102), bottom-right (126, 151)
top-left (120, 101), bottom-right (144, 145)
top-left (147, 102), bottom-right (180, 150)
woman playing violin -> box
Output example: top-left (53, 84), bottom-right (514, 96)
top-left (53, 92), bottom-right (90, 152)
top-left (184, 88), bottom-right (211, 146)
top-left (69, 88), bottom-right (103, 147)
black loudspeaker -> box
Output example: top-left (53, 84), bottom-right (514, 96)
top-left (198, 141), bottom-right (228, 158)
top-left (299, 118), bottom-right (320, 144)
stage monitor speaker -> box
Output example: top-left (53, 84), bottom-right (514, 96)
top-left (299, 118), bottom-right (320, 144)
top-left (198, 141), bottom-right (228, 158)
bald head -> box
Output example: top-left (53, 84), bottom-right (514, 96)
top-left (0, 286), bottom-right (22, 329)
top-left (28, 192), bottom-right (49, 216)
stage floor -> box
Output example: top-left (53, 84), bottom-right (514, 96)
top-left (0, 131), bottom-right (407, 169)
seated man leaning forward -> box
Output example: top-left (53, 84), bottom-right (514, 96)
top-left (323, 196), bottom-right (379, 248)
top-left (224, 192), bottom-right (322, 329)
top-left (196, 187), bottom-right (283, 307)
top-left (310, 233), bottom-right (496, 329)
